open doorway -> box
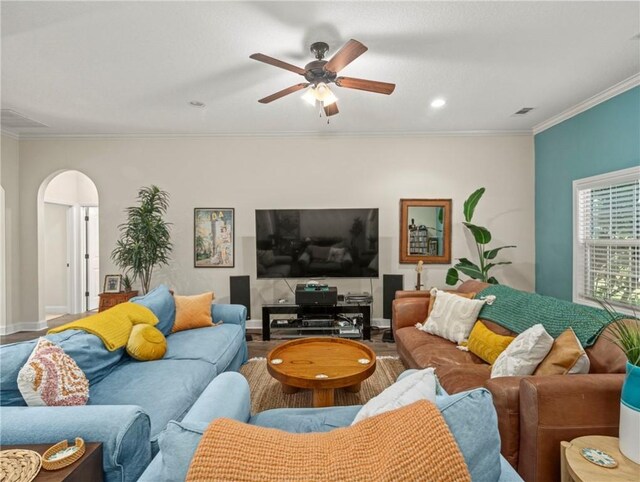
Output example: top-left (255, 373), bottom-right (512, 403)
top-left (41, 171), bottom-right (99, 319)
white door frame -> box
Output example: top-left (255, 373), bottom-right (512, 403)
top-left (0, 186), bottom-right (6, 334)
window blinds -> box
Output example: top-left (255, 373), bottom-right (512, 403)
top-left (576, 177), bottom-right (640, 308)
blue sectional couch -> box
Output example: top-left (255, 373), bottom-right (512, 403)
top-left (139, 371), bottom-right (524, 482)
top-left (0, 291), bottom-right (248, 482)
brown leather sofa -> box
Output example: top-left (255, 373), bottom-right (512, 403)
top-left (392, 280), bottom-right (626, 482)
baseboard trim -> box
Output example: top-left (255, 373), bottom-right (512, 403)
top-left (0, 320), bottom-right (48, 336)
top-left (246, 318), bottom-right (390, 331)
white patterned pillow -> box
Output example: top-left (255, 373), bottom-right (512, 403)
top-left (17, 338), bottom-right (89, 406)
top-left (417, 288), bottom-right (486, 343)
top-left (490, 324), bottom-right (554, 378)
top-left (351, 368), bottom-right (436, 425)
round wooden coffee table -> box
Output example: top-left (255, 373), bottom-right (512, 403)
top-left (266, 337), bottom-right (377, 408)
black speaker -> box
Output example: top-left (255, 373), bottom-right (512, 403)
top-left (382, 274), bottom-right (403, 342)
top-left (230, 275), bottom-right (251, 320)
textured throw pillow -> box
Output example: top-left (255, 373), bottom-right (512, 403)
top-left (466, 321), bottom-right (515, 365)
top-left (427, 289), bottom-right (476, 318)
top-left (17, 338), bottom-right (89, 406)
top-left (418, 289), bottom-right (486, 343)
top-left (126, 324), bottom-right (167, 361)
top-left (534, 327), bottom-right (590, 376)
top-left (351, 368), bottom-right (436, 425)
top-left (491, 324), bottom-right (554, 378)
top-left (172, 292), bottom-right (214, 333)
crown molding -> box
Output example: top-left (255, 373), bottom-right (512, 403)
top-left (0, 129), bottom-right (20, 140)
top-left (533, 72), bottom-right (640, 135)
top-left (14, 129), bottom-right (532, 141)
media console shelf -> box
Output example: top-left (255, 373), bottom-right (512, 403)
top-left (262, 302), bottom-right (371, 341)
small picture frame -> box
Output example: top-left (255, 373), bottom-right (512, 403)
top-left (103, 274), bottom-right (122, 293)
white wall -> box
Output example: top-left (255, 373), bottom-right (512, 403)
top-left (45, 170), bottom-right (98, 206)
top-left (16, 134), bottom-right (535, 324)
top-left (1, 134), bottom-right (21, 332)
top-left (43, 203), bottom-right (69, 312)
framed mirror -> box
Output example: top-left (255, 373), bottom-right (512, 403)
top-left (399, 199), bottom-right (452, 264)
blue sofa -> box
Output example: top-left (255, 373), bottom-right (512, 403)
top-left (0, 292), bottom-right (248, 482)
top-left (139, 371), bottom-right (524, 482)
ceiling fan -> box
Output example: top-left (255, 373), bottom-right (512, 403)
top-left (250, 39), bottom-right (395, 117)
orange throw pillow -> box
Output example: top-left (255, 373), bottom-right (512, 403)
top-left (172, 292), bottom-right (214, 333)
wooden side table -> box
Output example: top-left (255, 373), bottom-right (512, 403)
top-left (3, 443), bottom-right (103, 481)
top-left (98, 291), bottom-right (138, 312)
top-left (561, 436), bottom-right (640, 481)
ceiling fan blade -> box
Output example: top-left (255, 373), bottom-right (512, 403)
top-left (258, 83), bottom-right (310, 104)
top-left (335, 77), bottom-right (395, 95)
top-left (249, 53), bottom-right (306, 75)
top-left (324, 103), bottom-right (339, 117)
top-left (324, 39), bottom-right (368, 73)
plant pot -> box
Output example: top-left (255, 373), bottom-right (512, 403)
top-left (619, 361), bottom-right (640, 463)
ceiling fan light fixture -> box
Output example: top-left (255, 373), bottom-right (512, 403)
top-left (301, 87), bottom-right (318, 106)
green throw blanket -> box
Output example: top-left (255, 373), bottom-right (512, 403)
top-left (477, 285), bottom-right (623, 347)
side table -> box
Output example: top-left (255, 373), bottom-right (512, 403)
top-left (98, 291), bottom-right (138, 312)
top-left (2, 443), bottom-right (103, 482)
top-left (561, 435), bottom-right (640, 482)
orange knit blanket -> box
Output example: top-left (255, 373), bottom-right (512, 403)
top-left (186, 400), bottom-right (471, 482)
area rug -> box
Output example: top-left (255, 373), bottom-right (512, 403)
top-left (240, 356), bottom-right (406, 413)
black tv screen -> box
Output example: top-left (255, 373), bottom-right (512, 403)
top-left (255, 208), bottom-right (379, 279)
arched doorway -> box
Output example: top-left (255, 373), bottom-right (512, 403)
top-left (38, 170), bottom-right (99, 319)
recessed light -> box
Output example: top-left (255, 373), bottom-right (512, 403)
top-left (430, 98), bottom-right (446, 108)
top-left (189, 101), bottom-right (205, 108)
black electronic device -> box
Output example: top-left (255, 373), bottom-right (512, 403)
top-left (230, 275), bottom-right (251, 319)
top-left (345, 292), bottom-right (373, 304)
top-left (382, 274), bottom-right (404, 342)
top-left (255, 208), bottom-right (379, 279)
top-left (295, 284), bottom-right (338, 306)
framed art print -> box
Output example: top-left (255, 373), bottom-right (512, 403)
top-left (194, 208), bottom-right (235, 268)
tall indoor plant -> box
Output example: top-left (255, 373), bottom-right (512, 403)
top-left (446, 187), bottom-right (515, 286)
top-left (111, 185), bottom-right (173, 294)
top-left (601, 301), bottom-right (640, 463)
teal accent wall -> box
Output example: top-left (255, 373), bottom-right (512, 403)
top-left (535, 86), bottom-right (640, 300)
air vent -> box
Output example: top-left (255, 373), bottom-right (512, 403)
top-left (513, 107), bottom-right (535, 115)
top-left (1, 109), bottom-right (48, 129)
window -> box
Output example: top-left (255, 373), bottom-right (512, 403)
top-left (573, 167), bottom-right (640, 310)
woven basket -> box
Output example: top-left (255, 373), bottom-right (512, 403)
top-left (0, 449), bottom-right (42, 482)
top-left (42, 438), bottom-right (85, 471)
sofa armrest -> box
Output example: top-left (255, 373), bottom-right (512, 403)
top-left (484, 376), bottom-right (522, 469)
top-left (518, 374), bottom-right (624, 482)
top-left (392, 297), bottom-right (429, 332)
top-left (0, 405), bottom-right (151, 482)
top-left (182, 372), bottom-right (251, 425)
top-left (212, 304), bottom-right (247, 331)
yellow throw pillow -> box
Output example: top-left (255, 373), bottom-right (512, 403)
top-left (126, 324), bottom-right (167, 361)
top-left (534, 327), bottom-right (590, 376)
top-left (172, 292), bottom-right (214, 333)
top-left (466, 320), bottom-right (515, 365)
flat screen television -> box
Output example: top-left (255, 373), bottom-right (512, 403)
top-left (255, 208), bottom-right (379, 279)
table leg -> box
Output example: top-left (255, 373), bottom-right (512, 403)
top-left (313, 388), bottom-right (334, 407)
top-left (344, 382), bottom-right (361, 393)
top-left (560, 441), bottom-right (572, 482)
top-left (281, 383), bottom-right (299, 394)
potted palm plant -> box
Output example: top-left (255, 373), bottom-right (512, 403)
top-left (111, 185), bottom-right (173, 295)
top-left (601, 301), bottom-right (640, 463)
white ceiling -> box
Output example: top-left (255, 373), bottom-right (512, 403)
top-left (2, 1), bottom-right (639, 136)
